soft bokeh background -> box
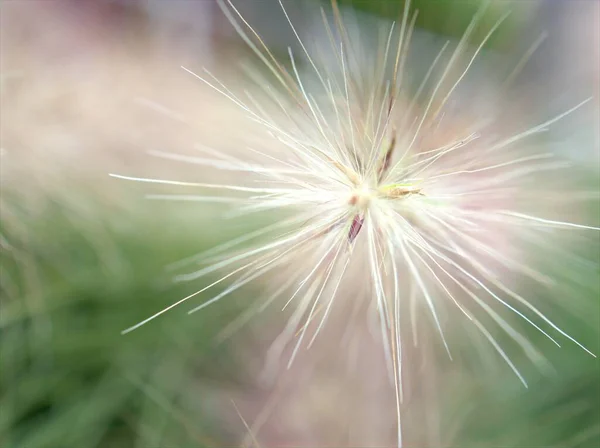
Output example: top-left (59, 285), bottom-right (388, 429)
top-left (1, 1), bottom-right (598, 447)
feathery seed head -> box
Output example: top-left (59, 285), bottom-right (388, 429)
top-left (112, 1), bottom-right (600, 445)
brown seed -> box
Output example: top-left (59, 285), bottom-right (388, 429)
top-left (348, 215), bottom-right (364, 243)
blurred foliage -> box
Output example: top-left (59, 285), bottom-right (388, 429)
top-left (334, 0), bottom-right (538, 50)
top-left (453, 292), bottom-right (600, 447)
top-left (447, 169), bottom-right (600, 447)
top-left (0, 188), bottom-right (259, 448)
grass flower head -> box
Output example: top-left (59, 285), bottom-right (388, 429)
top-left (112, 1), bottom-right (600, 445)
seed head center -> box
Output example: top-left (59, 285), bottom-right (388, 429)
top-left (349, 183), bottom-right (374, 211)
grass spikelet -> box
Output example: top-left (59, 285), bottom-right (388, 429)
top-left (113, 1), bottom-right (600, 445)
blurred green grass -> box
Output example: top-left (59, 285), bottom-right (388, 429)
top-left (335, 0), bottom-right (537, 50)
top-left (0, 188), bottom-right (261, 448)
top-left (445, 169), bottom-right (600, 447)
